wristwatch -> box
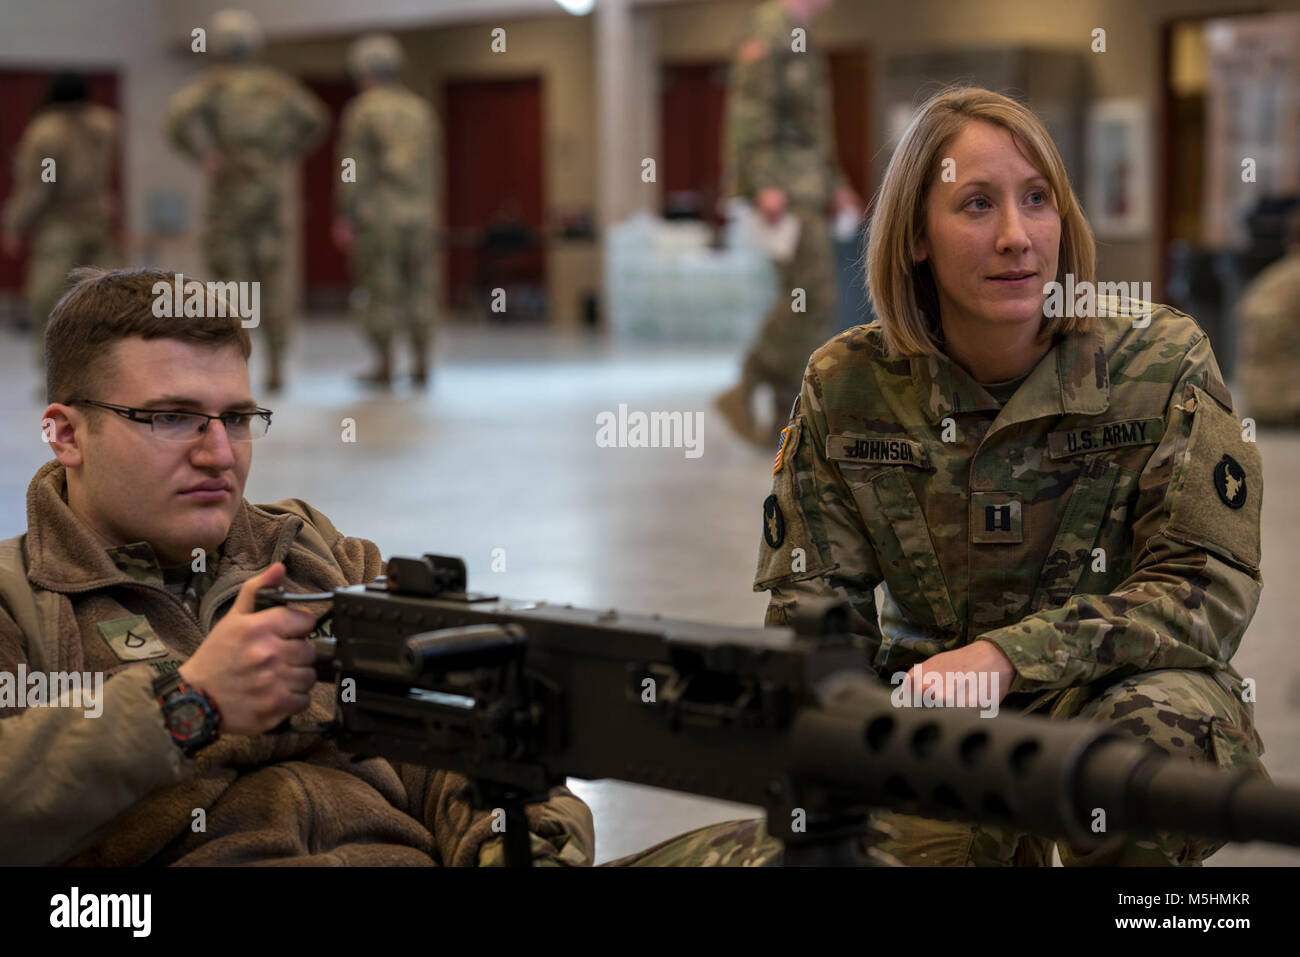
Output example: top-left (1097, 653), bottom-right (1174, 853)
top-left (153, 671), bottom-right (221, 758)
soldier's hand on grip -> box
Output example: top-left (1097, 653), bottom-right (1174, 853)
top-left (178, 562), bottom-right (319, 735)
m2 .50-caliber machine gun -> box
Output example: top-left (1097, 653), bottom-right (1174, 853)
top-left (257, 554), bottom-right (1300, 866)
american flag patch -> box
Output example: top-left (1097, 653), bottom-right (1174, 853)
top-left (773, 426), bottom-right (792, 474)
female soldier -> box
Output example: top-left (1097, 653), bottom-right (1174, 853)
top-left (616, 86), bottom-right (1266, 867)
top-left (747, 86), bottom-right (1267, 866)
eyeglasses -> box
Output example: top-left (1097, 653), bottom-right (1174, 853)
top-left (68, 399), bottom-right (273, 442)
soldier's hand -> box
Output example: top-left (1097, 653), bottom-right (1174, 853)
top-left (897, 640), bottom-right (1016, 707)
top-left (178, 562), bottom-right (320, 736)
top-left (757, 187), bottom-right (788, 225)
top-left (331, 218), bottom-right (355, 252)
top-left (203, 152), bottom-right (225, 176)
top-left (834, 185), bottom-right (862, 218)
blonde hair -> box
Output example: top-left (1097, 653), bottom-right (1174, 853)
top-left (865, 86), bottom-right (1096, 359)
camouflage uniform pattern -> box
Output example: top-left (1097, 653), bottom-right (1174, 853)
top-left (1236, 250), bottom-right (1300, 427)
top-left (2, 103), bottom-right (118, 367)
top-left (335, 81), bottom-right (438, 367)
top-left (635, 299), bottom-right (1266, 865)
top-left (723, 0), bottom-right (844, 398)
top-left (105, 541), bottom-right (222, 623)
top-left (164, 64), bottom-right (328, 375)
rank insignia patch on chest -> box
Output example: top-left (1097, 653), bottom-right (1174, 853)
top-left (98, 614), bottom-right (168, 661)
top-left (1213, 454), bottom-right (1247, 509)
top-left (762, 493), bottom-right (786, 549)
top-left (773, 426), bottom-right (792, 474)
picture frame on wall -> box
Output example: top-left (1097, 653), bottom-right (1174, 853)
top-left (1085, 98), bottom-right (1152, 240)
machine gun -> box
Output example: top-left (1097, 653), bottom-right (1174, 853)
top-left (257, 553), bottom-right (1300, 866)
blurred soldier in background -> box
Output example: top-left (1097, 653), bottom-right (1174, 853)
top-left (332, 33), bottom-right (438, 389)
top-left (2, 72), bottom-right (118, 370)
top-left (714, 0), bottom-right (860, 446)
top-left (1237, 206), bottom-right (1300, 428)
top-left (165, 8), bottom-right (328, 393)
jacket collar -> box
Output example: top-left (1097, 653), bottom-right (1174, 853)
top-left (908, 324), bottom-right (1109, 430)
top-left (23, 460), bottom-right (302, 594)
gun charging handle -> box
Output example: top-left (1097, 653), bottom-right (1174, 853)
top-left (254, 586), bottom-right (339, 733)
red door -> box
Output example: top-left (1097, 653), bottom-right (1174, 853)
top-left (300, 78), bottom-right (353, 313)
top-left (442, 76), bottom-right (545, 320)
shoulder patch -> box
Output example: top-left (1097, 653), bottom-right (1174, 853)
top-left (762, 494), bottom-right (786, 548)
top-left (773, 424), bottom-right (797, 473)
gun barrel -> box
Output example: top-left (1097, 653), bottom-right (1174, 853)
top-left (790, 677), bottom-right (1300, 850)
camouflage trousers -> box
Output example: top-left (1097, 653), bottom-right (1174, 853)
top-left (25, 221), bottom-right (114, 368)
top-left (205, 195), bottom-right (287, 369)
top-left (352, 222), bottom-right (436, 364)
top-left (743, 206), bottom-right (836, 405)
top-left (603, 668), bottom-right (1267, 866)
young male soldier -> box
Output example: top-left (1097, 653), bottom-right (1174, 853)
top-left (0, 267), bottom-right (592, 866)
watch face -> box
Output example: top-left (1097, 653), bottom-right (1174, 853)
top-left (171, 700), bottom-right (206, 740)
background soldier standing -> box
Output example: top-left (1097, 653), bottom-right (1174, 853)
top-left (332, 33), bottom-right (438, 389)
top-left (2, 72), bottom-right (118, 370)
top-left (165, 8), bottom-right (328, 394)
top-left (1236, 206), bottom-right (1300, 428)
top-left (714, 0), bottom-right (859, 446)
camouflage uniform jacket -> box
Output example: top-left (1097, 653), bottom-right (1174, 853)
top-left (0, 460), bottom-right (593, 866)
top-left (754, 301), bottom-right (1264, 724)
top-left (721, 0), bottom-right (845, 209)
top-left (2, 103), bottom-right (117, 241)
top-left (164, 63), bottom-right (328, 212)
top-left (335, 82), bottom-right (437, 230)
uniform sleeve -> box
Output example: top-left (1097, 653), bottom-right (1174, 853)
top-left (333, 101), bottom-right (364, 223)
top-left (285, 78), bottom-right (329, 158)
top-left (722, 39), bottom-right (779, 200)
top-left (164, 77), bottom-right (213, 163)
top-left (3, 121), bottom-right (55, 239)
top-left (979, 331), bottom-right (1262, 692)
top-left (754, 362), bottom-right (887, 657)
top-left (0, 608), bottom-right (190, 865)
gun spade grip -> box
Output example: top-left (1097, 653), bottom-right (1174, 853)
top-left (254, 587), bottom-right (287, 612)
